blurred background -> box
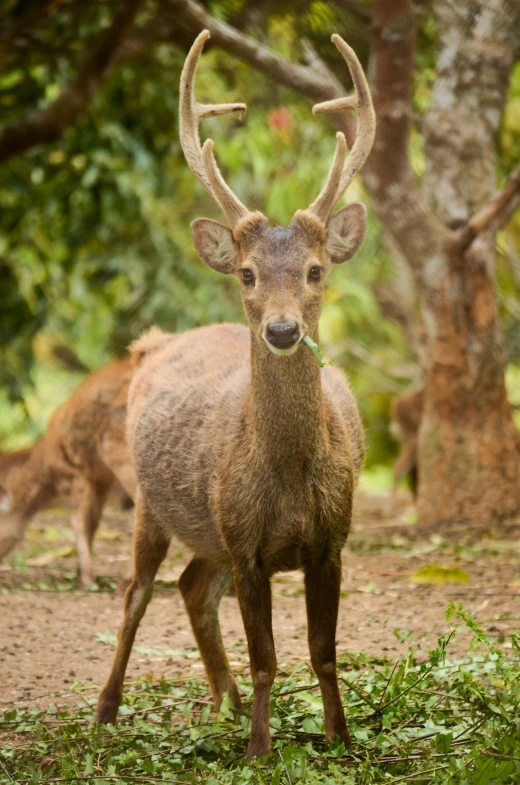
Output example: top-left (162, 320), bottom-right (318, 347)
top-left (0, 0), bottom-right (519, 493)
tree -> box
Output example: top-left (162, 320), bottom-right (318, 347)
top-left (155, 0), bottom-right (520, 525)
top-left (1, 0), bottom-right (519, 523)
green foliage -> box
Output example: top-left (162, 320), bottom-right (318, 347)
top-left (410, 566), bottom-right (471, 586)
top-left (2, 609), bottom-right (520, 783)
top-left (0, 2), bottom-right (410, 469)
top-left (1, 0), bottom-right (519, 471)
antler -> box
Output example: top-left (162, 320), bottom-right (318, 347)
top-left (179, 29), bottom-right (251, 227)
top-left (307, 34), bottom-right (376, 224)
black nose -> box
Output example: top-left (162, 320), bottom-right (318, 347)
top-left (266, 322), bottom-right (300, 350)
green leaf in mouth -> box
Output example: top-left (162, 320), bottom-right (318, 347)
top-left (302, 335), bottom-right (333, 367)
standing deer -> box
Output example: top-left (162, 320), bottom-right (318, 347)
top-left (0, 359), bottom-right (137, 585)
top-left (94, 30), bottom-right (375, 759)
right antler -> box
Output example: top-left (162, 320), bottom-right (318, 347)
top-left (179, 30), bottom-right (251, 228)
top-left (306, 34), bottom-right (376, 224)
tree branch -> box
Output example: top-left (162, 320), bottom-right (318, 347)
top-left (449, 162), bottom-right (520, 254)
top-left (159, 0), bottom-right (446, 272)
top-left (0, 0), bottom-right (448, 277)
top-left (163, 0), bottom-right (342, 103)
top-left (0, 0), bottom-right (144, 164)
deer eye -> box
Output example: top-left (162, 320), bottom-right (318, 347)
top-left (241, 269), bottom-right (255, 286)
top-left (308, 266), bottom-right (322, 282)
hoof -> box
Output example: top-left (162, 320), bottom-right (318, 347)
top-left (327, 725), bottom-right (351, 749)
top-left (93, 694), bottom-right (120, 726)
top-left (80, 573), bottom-right (97, 590)
top-left (229, 689), bottom-right (246, 718)
top-left (246, 739), bottom-right (271, 762)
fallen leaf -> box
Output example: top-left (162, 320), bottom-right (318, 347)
top-left (97, 528), bottom-right (121, 541)
top-left (26, 546), bottom-right (74, 567)
top-left (357, 581), bottom-right (380, 594)
top-left (409, 565), bottom-right (470, 586)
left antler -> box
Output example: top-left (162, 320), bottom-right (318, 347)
top-left (306, 34), bottom-right (376, 223)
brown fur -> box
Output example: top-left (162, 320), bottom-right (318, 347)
top-left (95, 28), bottom-right (373, 761)
top-left (0, 359), bottom-right (137, 585)
top-left (96, 213), bottom-right (366, 759)
top-left (0, 447), bottom-right (33, 489)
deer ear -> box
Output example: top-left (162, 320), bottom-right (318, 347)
top-left (191, 218), bottom-right (239, 275)
top-left (326, 203), bottom-right (367, 264)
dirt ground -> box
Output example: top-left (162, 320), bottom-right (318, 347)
top-left (1, 491), bottom-right (519, 711)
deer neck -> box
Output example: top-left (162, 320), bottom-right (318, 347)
top-left (248, 330), bottom-right (328, 462)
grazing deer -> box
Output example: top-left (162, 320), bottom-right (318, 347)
top-left (390, 389), bottom-right (424, 502)
top-left (94, 30), bottom-right (375, 760)
top-left (0, 446), bottom-right (133, 511)
top-left (0, 359), bottom-right (137, 585)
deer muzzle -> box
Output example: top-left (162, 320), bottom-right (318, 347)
top-left (265, 321), bottom-right (301, 354)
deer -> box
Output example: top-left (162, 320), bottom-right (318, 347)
top-left (0, 447), bottom-right (33, 489)
top-left (0, 446), bottom-right (133, 511)
top-left (94, 30), bottom-right (375, 760)
top-left (0, 358), bottom-right (137, 586)
top-left (390, 389), bottom-right (424, 503)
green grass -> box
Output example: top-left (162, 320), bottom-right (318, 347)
top-left (2, 604), bottom-right (520, 784)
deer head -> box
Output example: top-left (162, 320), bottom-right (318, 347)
top-left (180, 31), bottom-right (375, 355)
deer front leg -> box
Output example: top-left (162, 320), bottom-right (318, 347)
top-left (233, 566), bottom-right (276, 761)
top-left (94, 498), bottom-right (169, 725)
top-left (305, 554), bottom-right (350, 747)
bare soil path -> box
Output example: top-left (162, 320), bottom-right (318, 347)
top-left (1, 492), bottom-right (519, 710)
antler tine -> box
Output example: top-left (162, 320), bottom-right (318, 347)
top-left (179, 30), bottom-right (250, 227)
top-left (307, 34), bottom-right (376, 224)
top-left (201, 140), bottom-right (249, 227)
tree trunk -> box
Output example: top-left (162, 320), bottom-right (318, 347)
top-left (418, 0), bottom-right (520, 523)
top-left (418, 259), bottom-right (520, 523)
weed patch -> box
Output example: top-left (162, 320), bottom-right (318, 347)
top-left (1, 605), bottom-right (519, 783)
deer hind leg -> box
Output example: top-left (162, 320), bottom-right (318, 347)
top-left (305, 554), bottom-right (350, 747)
top-left (70, 478), bottom-right (110, 586)
top-left (392, 441), bottom-right (417, 505)
top-left (234, 566), bottom-right (276, 761)
top-left (94, 498), bottom-right (169, 725)
top-left (179, 558), bottom-right (244, 714)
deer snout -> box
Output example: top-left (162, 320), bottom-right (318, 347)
top-left (265, 322), bottom-right (300, 351)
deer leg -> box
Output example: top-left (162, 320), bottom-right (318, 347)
top-left (392, 441), bottom-right (417, 507)
top-left (97, 429), bottom-right (138, 593)
top-left (70, 478), bottom-right (109, 586)
top-left (305, 554), bottom-right (350, 747)
top-left (94, 498), bottom-right (169, 725)
top-left (179, 558), bottom-right (244, 713)
top-left (233, 568), bottom-right (276, 761)
top-left (0, 518), bottom-right (27, 561)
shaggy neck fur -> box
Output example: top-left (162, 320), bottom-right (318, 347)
top-left (248, 328), bottom-right (328, 464)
